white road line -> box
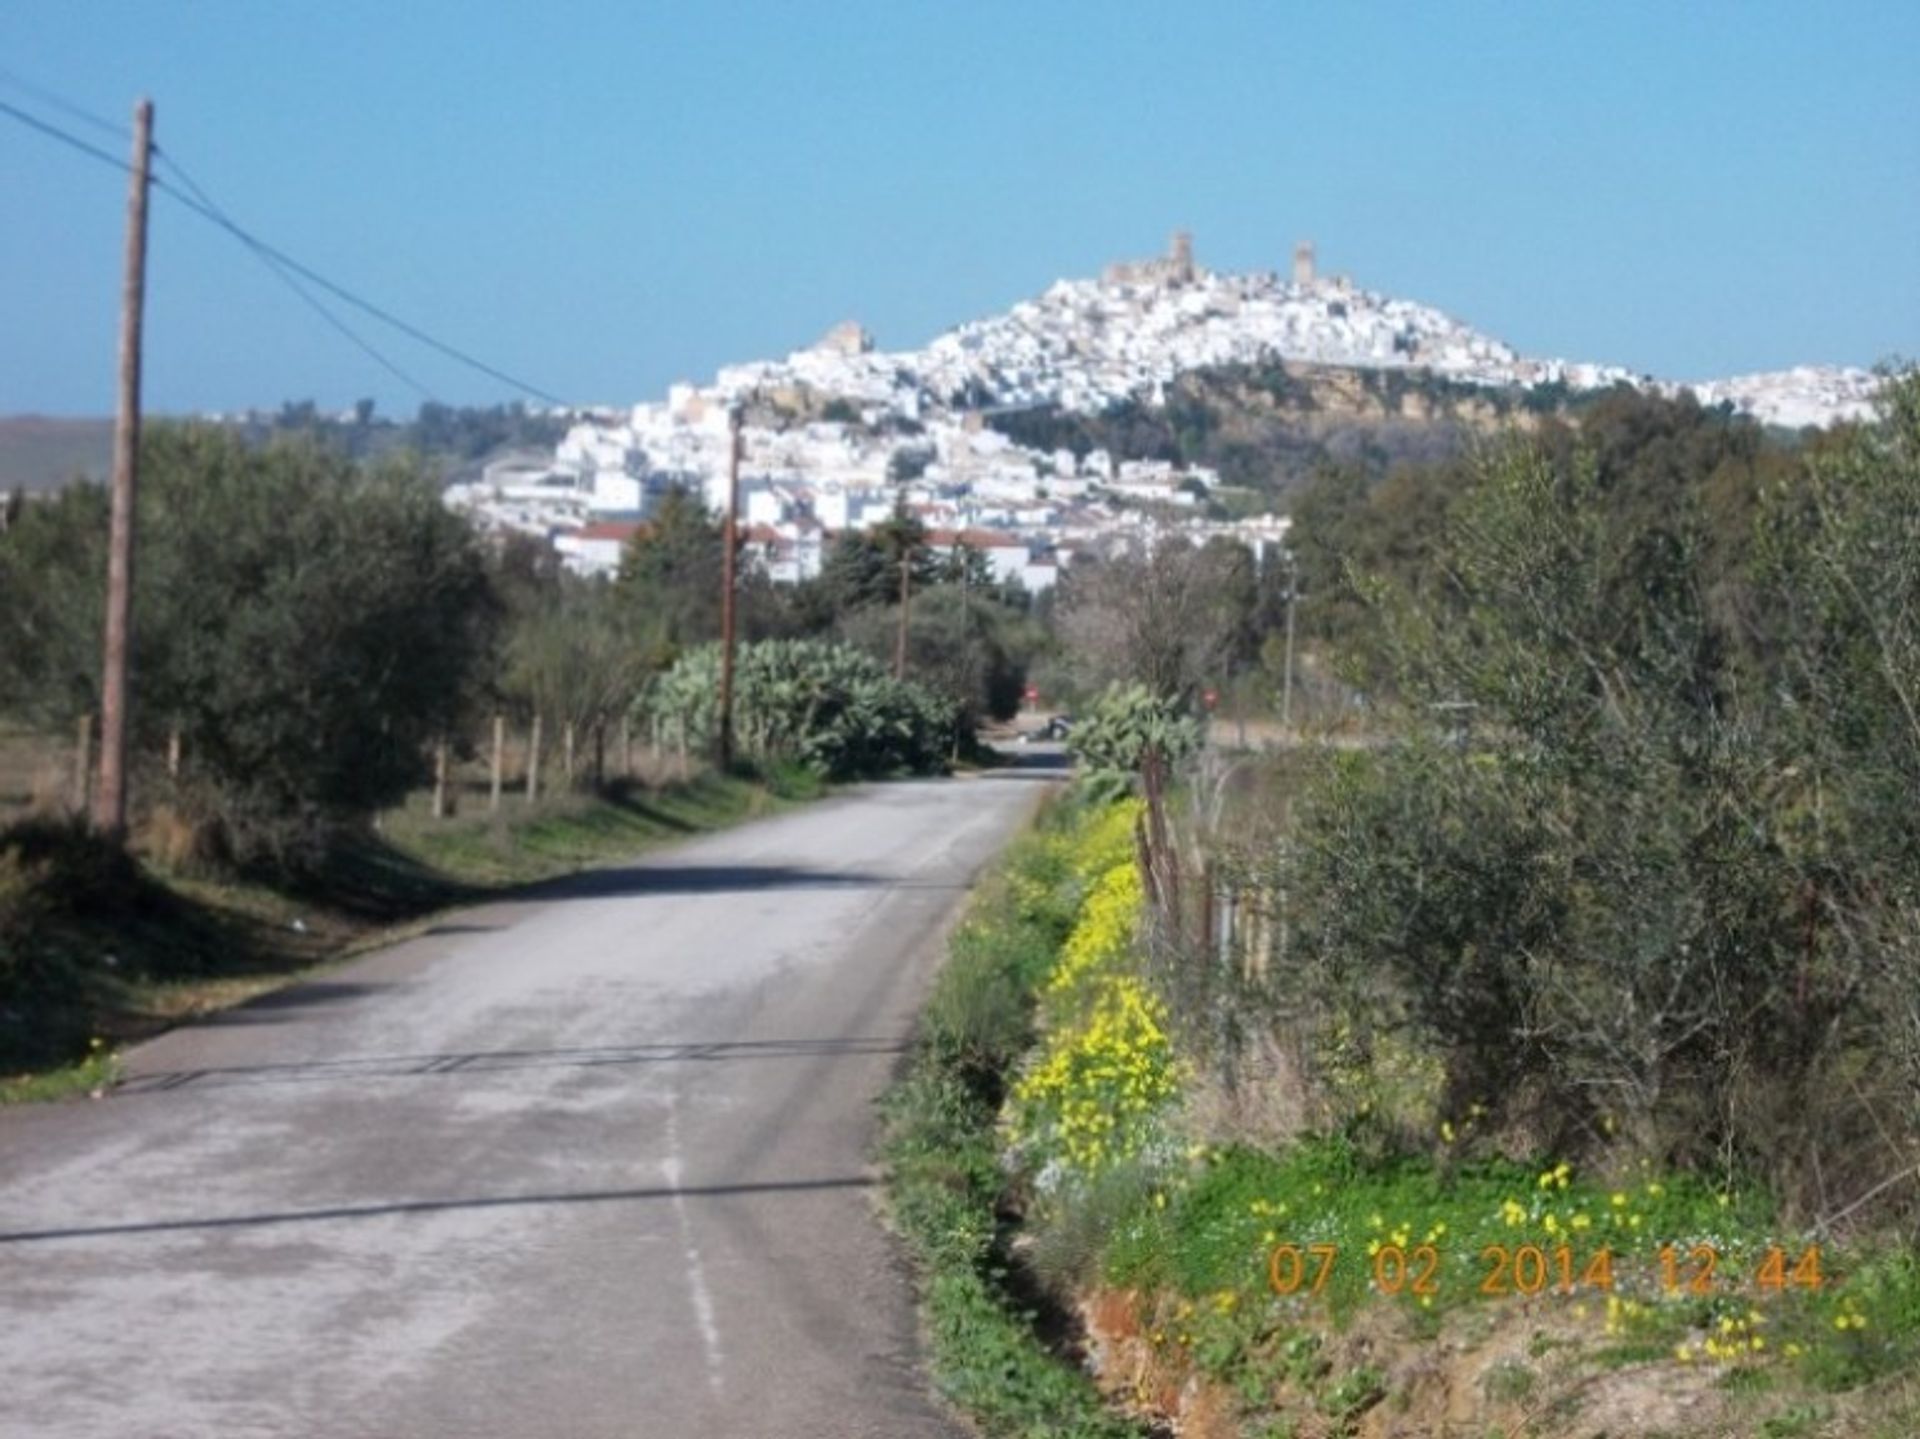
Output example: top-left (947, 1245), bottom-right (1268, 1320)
top-left (662, 1103), bottom-right (725, 1394)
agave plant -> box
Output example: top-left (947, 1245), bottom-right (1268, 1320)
top-left (640, 640), bottom-right (959, 779)
top-left (1066, 683), bottom-right (1201, 780)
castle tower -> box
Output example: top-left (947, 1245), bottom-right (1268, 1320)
top-left (1169, 229), bottom-right (1194, 284)
top-left (1292, 240), bottom-right (1316, 286)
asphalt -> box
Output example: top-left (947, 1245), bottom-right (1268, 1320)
top-left (0, 759), bottom-right (1061, 1438)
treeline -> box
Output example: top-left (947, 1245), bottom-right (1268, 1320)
top-left (0, 424), bottom-right (1042, 872)
top-left (228, 399), bottom-right (572, 467)
top-left (987, 361), bottom-right (1595, 503)
top-left (1287, 384), bottom-right (1826, 689)
top-left (1196, 373), bottom-right (1920, 1227)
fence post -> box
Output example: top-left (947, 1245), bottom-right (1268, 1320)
top-left (490, 714), bottom-right (505, 813)
top-left (72, 712), bottom-right (94, 816)
top-left (527, 715), bottom-right (542, 804)
top-left (431, 739), bottom-right (450, 820)
top-left (563, 721), bottom-right (577, 790)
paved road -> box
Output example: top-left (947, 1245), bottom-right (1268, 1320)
top-left (0, 764), bottom-right (1057, 1438)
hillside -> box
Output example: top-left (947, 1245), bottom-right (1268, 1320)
top-left (0, 417), bottom-right (112, 493)
top-left (715, 235), bottom-right (1882, 435)
top-left (986, 359), bottom-right (1558, 503)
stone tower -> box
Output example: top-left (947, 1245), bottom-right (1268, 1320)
top-left (1292, 240), bottom-right (1316, 286)
top-left (1169, 229), bottom-right (1194, 284)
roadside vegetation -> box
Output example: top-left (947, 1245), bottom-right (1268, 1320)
top-left (0, 420), bottom-right (1033, 1090)
top-left (882, 795), bottom-right (1144, 1438)
top-left (894, 372), bottom-right (1920, 1439)
top-left (0, 767), bottom-right (808, 1099)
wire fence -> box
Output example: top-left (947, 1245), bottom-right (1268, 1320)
top-left (0, 714), bottom-right (694, 831)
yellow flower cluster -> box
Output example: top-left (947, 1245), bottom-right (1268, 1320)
top-left (1676, 1309), bottom-right (1771, 1363)
top-left (1007, 805), bottom-right (1175, 1176)
top-left (1046, 863), bottom-right (1144, 998)
top-left (1069, 799), bottom-right (1145, 879)
top-left (1012, 973), bottom-right (1177, 1170)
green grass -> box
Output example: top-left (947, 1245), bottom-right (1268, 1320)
top-left (1036, 1127), bottom-right (1920, 1437)
top-left (880, 806), bottom-right (1142, 1439)
top-left (383, 770), bottom-right (808, 888)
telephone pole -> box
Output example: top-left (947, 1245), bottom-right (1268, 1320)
top-left (94, 96), bottom-right (154, 840)
top-left (894, 544), bottom-right (913, 681)
top-left (715, 409), bottom-right (743, 771)
top-left (1280, 557), bottom-right (1299, 734)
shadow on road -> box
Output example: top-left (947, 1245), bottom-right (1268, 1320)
top-left (531, 863), bottom-right (886, 901)
top-left (0, 1174), bottom-right (878, 1246)
top-left (116, 1034), bottom-right (911, 1096)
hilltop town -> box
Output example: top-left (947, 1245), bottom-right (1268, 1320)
top-left (444, 234), bottom-right (1884, 584)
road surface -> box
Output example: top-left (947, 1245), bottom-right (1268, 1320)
top-left (0, 763), bottom-right (1057, 1438)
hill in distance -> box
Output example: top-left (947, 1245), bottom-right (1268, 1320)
top-left (0, 417), bottom-right (113, 494)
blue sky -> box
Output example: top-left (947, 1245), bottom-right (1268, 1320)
top-left (2, 0), bottom-right (1915, 416)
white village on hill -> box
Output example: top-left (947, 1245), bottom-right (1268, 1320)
top-left (442, 235), bottom-right (1884, 584)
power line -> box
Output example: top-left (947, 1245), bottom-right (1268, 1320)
top-left (155, 146), bottom-right (437, 401)
top-left (0, 95), bottom-right (566, 407)
top-left (0, 95), bottom-right (131, 173)
top-left (152, 173), bottom-right (567, 406)
top-left (0, 66), bottom-right (125, 141)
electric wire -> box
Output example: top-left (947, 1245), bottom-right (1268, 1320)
top-left (155, 145), bottom-right (437, 401)
top-left (0, 95), bottom-right (565, 407)
top-left (0, 66), bottom-right (125, 141)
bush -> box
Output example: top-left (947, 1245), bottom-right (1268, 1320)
top-left (1262, 376), bottom-right (1920, 1223)
top-left (645, 639), bottom-right (959, 779)
top-left (1066, 684), bottom-right (1200, 780)
top-left (882, 800), bottom-right (1143, 1438)
top-left (0, 817), bottom-right (145, 1069)
top-left (0, 426), bottom-right (498, 868)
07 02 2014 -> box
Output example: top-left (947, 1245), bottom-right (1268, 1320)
top-left (1266, 1241), bottom-right (1827, 1298)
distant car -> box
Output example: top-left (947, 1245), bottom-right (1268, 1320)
top-left (1016, 714), bottom-right (1073, 744)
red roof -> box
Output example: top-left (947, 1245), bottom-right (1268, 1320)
top-left (574, 521), bottom-right (648, 543)
top-left (924, 528), bottom-right (1025, 550)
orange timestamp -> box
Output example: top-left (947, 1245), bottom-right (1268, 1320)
top-left (1266, 1241), bottom-right (1827, 1299)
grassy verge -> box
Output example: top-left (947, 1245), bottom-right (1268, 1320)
top-left (883, 786), bottom-right (1920, 1438)
top-left (880, 800), bottom-right (1143, 1439)
top-left (1080, 1136), bottom-right (1920, 1437)
top-left (1, 766), bottom-right (817, 1100)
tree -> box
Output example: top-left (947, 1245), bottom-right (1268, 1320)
top-left (838, 583), bottom-right (1038, 730)
top-left (817, 501), bottom-right (935, 615)
top-left (0, 425), bottom-right (498, 866)
top-left (615, 486), bottom-right (724, 663)
top-left (500, 577), bottom-right (649, 777)
top-left (1055, 537), bottom-right (1257, 702)
top-left (888, 446), bottom-right (934, 483)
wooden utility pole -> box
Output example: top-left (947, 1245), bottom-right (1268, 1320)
top-left (93, 97), bottom-right (154, 839)
top-left (715, 410), bottom-right (742, 771)
top-left (1280, 560), bottom-right (1298, 733)
top-left (72, 712), bottom-right (95, 815)
top-left (894, 546), bottom-right (913, 681)
top-left (489, 714), bottom-right (505, 812)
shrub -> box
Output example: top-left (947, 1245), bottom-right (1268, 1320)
top-left (1066, 684), bottom-right (1200, 779)
top-left (645, 639), bottom-right (959, 779)
top-left (0, 426), bottom-right (497, 868)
